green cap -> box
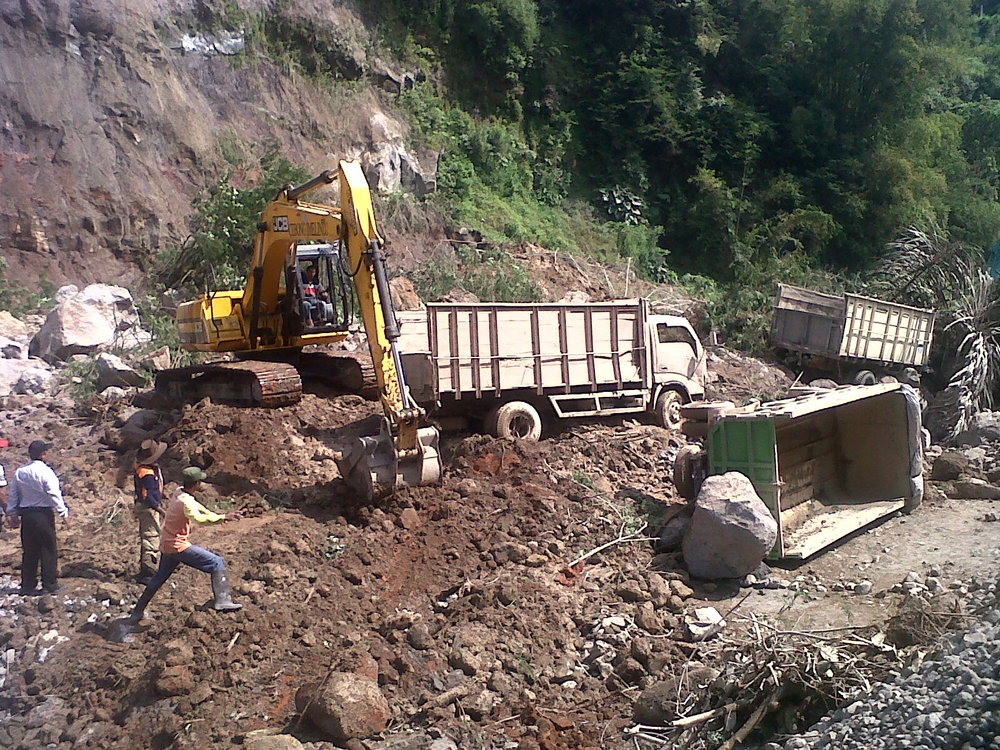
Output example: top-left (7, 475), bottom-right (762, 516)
top-left (182, 466), bottom-right (208, 483)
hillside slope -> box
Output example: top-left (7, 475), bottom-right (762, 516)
top-left (0, 0), bottom-right (435, 287)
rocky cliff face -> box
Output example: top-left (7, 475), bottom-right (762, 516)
top-left (0, 0), bottom-right (436, 288)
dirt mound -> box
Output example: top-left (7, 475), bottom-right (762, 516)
top-left (0, 392), bottom-right (700, 749)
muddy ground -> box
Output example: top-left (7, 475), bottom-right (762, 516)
top-left (0, 357), bottom-right (997, 750)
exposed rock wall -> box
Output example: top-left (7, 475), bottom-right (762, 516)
top-left (0, 0), bottom-right (436, 288)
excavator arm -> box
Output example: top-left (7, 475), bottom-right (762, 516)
top-left (248, 162), bottom-right (441, 499)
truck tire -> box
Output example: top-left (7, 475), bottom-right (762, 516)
top-left (486, 401), bottom-right (543, 442)
top-left (655, 389), bottom-right (686, 430)
top-left (852, 370), bottom-right (877, 386)
top-left (673, 444), bottom-right (706, 500)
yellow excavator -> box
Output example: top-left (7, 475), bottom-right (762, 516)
top-left (156, 160), bottom-right (441, 498)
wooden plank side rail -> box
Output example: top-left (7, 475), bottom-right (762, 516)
top-left (584, 306), bottom-right (597, 390)
top-left (610, 304), bottom-right (623, 389)
top-left (530, 307), bottom-right (543, 395)
top-left (489, 307), bottom-right (501, 397)
top-left (448, 306), bottom-right (461, 399)
top-left (470, 308), bottom-right (482, 398)
top-left (558, 307), bottom-right (570, 393)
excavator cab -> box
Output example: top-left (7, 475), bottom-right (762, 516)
top-left (289, 242), bottom-right (353, 333)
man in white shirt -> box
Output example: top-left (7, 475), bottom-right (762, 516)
top-left (7, 440), bottom-right (69, 595)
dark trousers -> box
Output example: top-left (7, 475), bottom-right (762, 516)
top-left (20, 508), bottom-right (58, 591)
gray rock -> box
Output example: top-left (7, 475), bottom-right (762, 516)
top-left (13, 366), bottom-right (54, 395)
top-left (944, 478), bottom-right (1000, 500)
top-left (30, 284), bottom-right (151, 362)
top-left (95, 352), bottom-right (146, 390)
top-left (656, 513), bottom-right (690, 552)
top-left (682, 472), bottom-right (777, 580)
top-left (245, 733), bottom-right (305, 750)
top-left (930, 450), bottom-right (970, 481)
top-left (295, 672), bottom-right (390, 741)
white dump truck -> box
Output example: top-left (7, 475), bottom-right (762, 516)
top-left (771, 284), bottom-right (935, 385)
top-left (397, 299), bottom-right (706, 439)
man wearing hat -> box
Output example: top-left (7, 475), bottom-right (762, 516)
top-left (7, 440), bottom-right (69, 595)
top-left (133, 439), bottom-right (167, 584)
top-left (127, 466), bottom-right (241, 625)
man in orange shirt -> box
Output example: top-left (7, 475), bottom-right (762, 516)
top-left (127, 467), bottom-right (241, 625)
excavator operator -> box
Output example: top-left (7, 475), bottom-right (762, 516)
top-left (301, 263), bottom-right (330, 326)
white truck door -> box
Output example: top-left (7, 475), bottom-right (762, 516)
top-left (653, 320), bottom-right (703, 383)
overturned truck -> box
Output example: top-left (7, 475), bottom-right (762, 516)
top-left (682, 383), bottom-right (923, 560)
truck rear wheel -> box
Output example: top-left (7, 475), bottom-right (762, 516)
top-left (486, 401), bottom-right (543, 442)
top-left (852, 370), bottom-right (877, 386)
top-left (655, 389), bottom-right (686, 430)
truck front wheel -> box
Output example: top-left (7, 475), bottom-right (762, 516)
top-left (655, 389), bottom-right (686, 430)
top-left (486, 401), bottom-right (543, 442)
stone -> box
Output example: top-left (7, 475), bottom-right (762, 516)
top-left (647, 574), bottom-right (671, 608)
top-left (30, 284), bottom-right (151, 362)
top-left (931, 450), bottom-right (971, 481)
top-left (155, 665), bottom-right (195, 696)
top-left (407, 623), bottom-right (433, 650)
top-left (160, 639), bottom-right (195, 667)
top-left (95, 352), bottom-right (146, 390)
top-left (24, 696), bottom-right (67, 729)
top-left (945, 478), bottom-right (1000, 500)
top-left (635, 602), bottom-right (662, 634)
top-left (617, 580), bottom-right (648, 602)
top-left (245, 732), bottom-right (305, 750)
top-left (389, 277), bottom-right (424, 312)
top-left (13, 367), bottom-right (54, 395)
top-left (492, 541), bottom-right (530, 564)
top-left (449, 647), bottom-right (484, 676)
top-left (139, 345), bottom-right (171, 372)
top-left (100, 386), bottom-right (129, 400)
top-left (668, 580), bottom-right (694, 599)
top-left (684, 607), bottom-right (726, 641)
top-left (682, 472), bottom-right (777, 580)
top-left (0, 311), bottom-right (31, 340)
top-left (398, 507), bottom-right (420, 531)
top-left (655, 513), bottom-right (690, 552)
top-left (295, 672), bottom-right (390, 742)
top-left (525, 553), bottom-right (548, 567)
top-left (94, 582), bottom-right (125, 604)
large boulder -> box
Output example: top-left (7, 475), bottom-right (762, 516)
top-left (294, 672), bottom-right (390, 742)
top-left (30, 284), bottom-right (151, 362)
top-left (95, 353), bottom-right (147, 391)
top-left (930, 450), bottom-right (972, 481)
top-left (0, 311), bottom-right (31, 341)
top-left (682, 472), bottom-right (777, 580)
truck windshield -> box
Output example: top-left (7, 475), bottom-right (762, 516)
top-left (657, 324), bottom-right (697, 349)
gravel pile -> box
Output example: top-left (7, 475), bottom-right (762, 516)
top-left (774, 583), bottom-right (1000, 750)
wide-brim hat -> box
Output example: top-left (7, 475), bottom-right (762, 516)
top-left (136, 439), bottom-right (167, 464)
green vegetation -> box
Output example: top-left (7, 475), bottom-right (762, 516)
top-left (156, 144), bottom-right (308, 292)
top-left (0, 257), bottom-right (54, 317)
top-left (172, 1), bottom-right (1000, 363)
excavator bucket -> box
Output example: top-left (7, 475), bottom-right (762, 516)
top-left (341, 419), bottom-right (441, 501)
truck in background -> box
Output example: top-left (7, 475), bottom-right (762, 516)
top-left (771, 284), bottom-right (935, 385)
top-left (397, 299), bottom-right (706, 439)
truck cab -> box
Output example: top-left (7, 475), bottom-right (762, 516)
top-left (647, 315), bottom-right (707, 428)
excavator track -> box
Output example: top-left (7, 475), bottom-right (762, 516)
top-left (155, 360), bottom-right (302, 407)
top-left (298, 351), bottom-right (379, 399)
